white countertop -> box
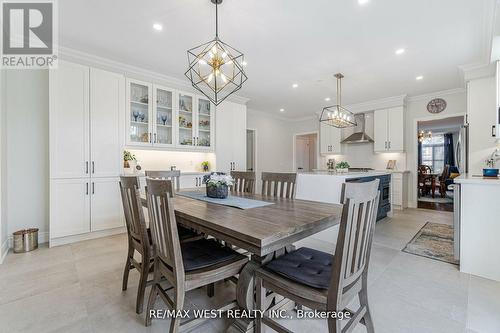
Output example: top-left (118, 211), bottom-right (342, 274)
top-left (132, 171), bottom-right (210, 177)
top-left (300, 170), bottom-right (392, 179)
top-left (454, 174), bottom-right (500, 185)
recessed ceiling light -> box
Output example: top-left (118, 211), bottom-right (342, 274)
top-left (416, 75), bottom-right (424, 81)
top-left (358, 0), bottom-right (370, 5)
top-left (325, 97), bottom-right (331, 101)
top-left (153, 23), bottom-right (163, 31)
top-left (280, 108), bottom-right (285, 112)
top-left (241, 61), bottom-right (247, 66)
top-left (292, 83), bottom-right (299, 88)
top-left (395, 48), bottom-right (405, 55)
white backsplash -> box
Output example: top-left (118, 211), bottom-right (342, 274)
top-left (128, 149), bottom-right (216, 173)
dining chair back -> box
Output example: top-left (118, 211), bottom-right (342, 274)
top-left (145, 170), bottom-right (181, 192)
top-left (230, 171), bottom-right (256, 194)
top-left (261, 172), bottom-right (297, 198)
top-left (119, 175), bottom-right (152, 314)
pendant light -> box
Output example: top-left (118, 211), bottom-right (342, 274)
top-left (319, 73), bottom-right (356, 128)
top-left (185, 0), bottom-right (248, 106)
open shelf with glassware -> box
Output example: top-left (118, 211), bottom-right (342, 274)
top-left (125, 79), bottom-right (215, 151)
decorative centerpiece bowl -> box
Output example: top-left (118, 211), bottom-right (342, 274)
top-left (205, 173), bottom-right (234, 199)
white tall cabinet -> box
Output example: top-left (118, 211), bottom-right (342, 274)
top-left (50, 61), bottom-right (125, 245)
top-left (215, 101), bottom-right (247, 173)
top-left (320, 122), bottom-right (342, 155)
top-left (373, 106), bottom-right (405, 152)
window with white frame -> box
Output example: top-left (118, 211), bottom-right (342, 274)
top-left (421, 134), bottom-right (445, 173)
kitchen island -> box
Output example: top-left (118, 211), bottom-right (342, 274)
top-left (454, 174), bottom-right (500, 282)
top-left (295, 170), bottom-right (392, 245)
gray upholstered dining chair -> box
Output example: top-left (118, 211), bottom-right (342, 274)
top-left (230, 171), bottom-right (256, 194)
top-left (145, 170), bottom-right (181, 191)
top-left (255, 180), bottom-right (380, 333)
top-left (261, 172), bottom-right (297, 198)
top-left (119, 175), bottom-right (202, 314)
top-left (144, 178), bottom-right (249, 332)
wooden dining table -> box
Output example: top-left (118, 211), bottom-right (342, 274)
top-left (141, 190), bottom-right (343, 333)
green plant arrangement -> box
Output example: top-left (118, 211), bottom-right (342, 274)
top-left (336, 161), bottom-right (350, 173)
top-left (201, 161), bottom-right (210, 172)
top-left (123, 150), bottom-right (136, 168)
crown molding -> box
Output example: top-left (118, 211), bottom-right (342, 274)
top-left (458, 62), bottom-right (496, 82)
top-left (58, 46), bottom-right (250, 105)
top-left (344, 94), bottom-right (407, 113)
top-left (406, 88), bottom-right (466, 102)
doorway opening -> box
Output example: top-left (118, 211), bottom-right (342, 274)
top-left (246, 129), bottom-right (256, 172)
top-left (416, 116), bottom-right (464, 212)
top-left (295, 133), bottom-right (318, 172)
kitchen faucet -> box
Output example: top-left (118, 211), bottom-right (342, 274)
top-left (486, 148), bottom-right (500, 168)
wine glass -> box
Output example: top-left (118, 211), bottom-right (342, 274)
top-left (132, 111), bottom-right (139, 122)
top-left (161, 115), bottom-right (168, 125)
top-left (139, 112), bottom-right (145, 122)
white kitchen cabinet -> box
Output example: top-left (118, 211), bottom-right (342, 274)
top-left (50, 178), bottom-right (90, 238)
top-left (90, 68), bottom-right (124, 178)
top-left (50, 61), bottom-right (90, 179)
top-left (215, 101), bottom-right (247, 173)
top-left (153, 85), bottom-right (176, 147)
top-left (374, 106), bottom-right (405, 152)
top-left (126, 78), bottom-right (153, 146)
top-left (391, 172), bottom-right (408, 209)
top-left (320, 122), bottom-right (342, 155)
top-left (50, 61), bottom-right (125, 244)
top-left (180, 174), bottom-right (206, 188)
top-left (91, 178), bottom-right (124, 231)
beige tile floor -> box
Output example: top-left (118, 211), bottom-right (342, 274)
top-left (1, 208), bottom-right (499, 333)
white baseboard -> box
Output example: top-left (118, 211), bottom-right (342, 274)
top-left (7, 231), bottom-right (49, 249)
top-left (49, 227), bottom-right (126, 247)
top-left (0, 239), bottom-right (9, 264)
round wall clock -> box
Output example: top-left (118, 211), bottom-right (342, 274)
top-left (427, 98), bottom-right (447, 114)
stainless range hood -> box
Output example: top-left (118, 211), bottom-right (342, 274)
top-left (341, 113), bottom-right (374, 144)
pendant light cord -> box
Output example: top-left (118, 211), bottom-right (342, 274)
top-left (215, 1), bottom-right (219, 38)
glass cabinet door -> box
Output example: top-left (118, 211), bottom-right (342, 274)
top-left (128, 81), bottom-right (151, 145)
top-left (177, 93), bottom-right (194, 147)
top-left (197, 97), bottom-right (213, 149)
top-left (154, 87), bottom-right (174, 146)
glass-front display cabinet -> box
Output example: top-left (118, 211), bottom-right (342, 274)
top-left (127, 79), bottom-right (152, 146)
top-left (196, 97), bottom-right (214, 150)
top-left (177, 92), bottom-right (194, 147)
top-left (153, 86), bottom-right (174, 147)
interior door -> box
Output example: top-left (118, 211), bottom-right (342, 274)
top-left (296, 138), bottom-right (310, 171)
top-left (373, 109), bottom-right (388, 152)
top-left (387, 106), bottom-right (404, 151)
top-left (90, 68), bottom-right (124, 178)
top-left (90, 177), bottom-right (124, 231)
top-left (49, 61), bottom-right (90, 179)
top-left (50, 178), bottom-right (90, 239)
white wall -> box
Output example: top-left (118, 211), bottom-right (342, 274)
top-left (405, 90), bottom-right (467, 207)
top-left (467, 76), bottom-right (498, 174)
top-left (0, 69), bottom-right (8, 262)
top-left (5, 70), bottom-right (49, 244)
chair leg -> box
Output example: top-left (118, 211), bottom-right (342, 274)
top-left (327, 316), bottom-right (342, 333)
top-left (207, 283), bottom-right (215, 298)
top-left (122, 244), bottom-right (134, 291)
top-left (145, 259), bottom-right (160, 327)
top-left (170, 287), bottom-right (185, 333)
top-left (359, 281), bottom-right (375, 333)
top-left (255, 276), bottom-right (265, 333)
top-left (136, 254), bottom-right (149, 314)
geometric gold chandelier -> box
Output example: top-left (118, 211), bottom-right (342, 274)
top-left (319, 73), bottom-right (357, 128)
top-left (185, 0), bottom-right (248, 106)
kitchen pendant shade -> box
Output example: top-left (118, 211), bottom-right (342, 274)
top-left (319, 73), bottom-right (356, 128)
top-left (185, 0), bottom-right (247, 106)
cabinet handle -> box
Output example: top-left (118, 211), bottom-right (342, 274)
top-left (154, 133), bottom-right (157, 143)
top-left (92, 182), bottom-right (95, 194)
top-left (149, 132), bottom-right (152, 144)
top-left (86, 182), bottom-right (89, 195)
top-left (85, 161), bottom-right (89, 174)
top-left (388, 141), bottom-right (391, 149)
top-left (92, 161), bottom-right (95, 174)
top-left (195, 177), bottom-right (198, 186)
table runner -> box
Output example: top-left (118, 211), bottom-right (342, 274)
top-left (177, 190), bottom-right (274, 209)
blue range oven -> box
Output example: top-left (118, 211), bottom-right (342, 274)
top-left (346, 174), bottom-right (391, 221)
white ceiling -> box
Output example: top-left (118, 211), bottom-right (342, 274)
top-left (59, 0), bottom-right (494, 118)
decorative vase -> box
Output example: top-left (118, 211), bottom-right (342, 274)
top-left (336, 168), bottom-right (349, 173)
top-left (124, 160), bottom-right (130, 168)
top-left (206, 184), bottom-right (228, 199)
top-left (203, 165), bottom-right (209, 172)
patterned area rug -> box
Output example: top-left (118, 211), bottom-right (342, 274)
top-left (402, 222), bottom-right (458, 265)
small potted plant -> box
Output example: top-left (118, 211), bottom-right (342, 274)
top-left (336, 161), bottom-right (350, 173)
top-left (123, 150), bottom-right (136, 169)
top-left (201, 161), bottom-right (210, 172)
top-left (205, 173), bottom-right (234, 199)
